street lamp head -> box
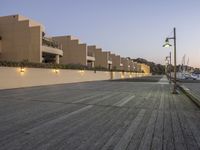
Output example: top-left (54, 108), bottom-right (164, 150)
top-left (163, 38), bottom-right (172, 48)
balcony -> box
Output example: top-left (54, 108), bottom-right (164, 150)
top-left (87, 51), bottom-right (95, 61)
top-left (42, 37), bottom-right (62, 50)
top-left (108, 57), bottom-right (112, 64)
top-left (108, 60), bottom-right (112, 64)
top-left (42, 46), bottom-right (63, 56)
top-left (87, 51), bottom-right (95, 57)
top-left (42, 37), bottom-right (63, 56)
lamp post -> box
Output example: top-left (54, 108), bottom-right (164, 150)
top-left (165, 58), bottom-right (168, 75)
top-left (163, 27), bottom-right (177, 94)
top-left (166, 52), bottom-right (172, 84)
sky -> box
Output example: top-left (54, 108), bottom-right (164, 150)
top-left (1, 0), bottom-right (200, 68)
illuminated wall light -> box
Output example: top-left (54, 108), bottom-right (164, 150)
top-left (78, 70), bottom-right (85, 76)
top-left (53, 69), bottom-right (59, 74)
top-left (19, 66), bottom-right (25, 75)
top-left (120, 72), bottom-right (125, 79)
top-left (78, 70), bottom-right (85, 73)
top-left (20, 66), bottom-right (25, 73)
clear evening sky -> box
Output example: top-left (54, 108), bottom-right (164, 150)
top-left (1, 0), bottom-right (200, 68)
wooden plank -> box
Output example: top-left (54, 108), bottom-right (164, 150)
top-left (72, 92), bottom-right (105, 103)
top-left (113, 95), bottom-right (135, 107)
top-left (138, 110), bottom-right (158, 150)
top-left (75, 108), bottom-right (127, 150)
top-left (126, 110), bottom-right (152, 150)
top-left (149, 110), bottom-right (164, 150)
top-left (24, 105), bottom-right (93, 134)
top-left (101, 109), bottom-right (140, 150)
top-left (91, 108), bottom-right (131, 150)
top-left (171, 110), bottom-right (187, 150)
top-left (89, 93), bottom-right (119, 105)
top-left (113, 109), bottom-right (146, 150)
top-left (163, 111), bottom-right (175, 150)
top-left (183, 111), bottom-right (200, 149)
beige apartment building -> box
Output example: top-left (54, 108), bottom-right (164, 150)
top-left (110, 53), bottom-right (123, 70)
top-left (52, 36), bottom-right (95, 68)
top-left (90, 47), bottom-right (112, 70)
top-left (0, 14), bottom-right (63, 64)
top-left (121, 57), bottom-right (131, 71)
top-left (135, 63), bottom-right (150, 73)
top-left (129, 59), bottom-right (135, 71)
top-left (0, 14), bottom-right (151, 73)
top-left (141, 63), bottom-right (150, 73)
top-left (132, 62), bottom-right (138, 72)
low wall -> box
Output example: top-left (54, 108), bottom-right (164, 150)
top-left (0, 67), bottom-right (151, 89)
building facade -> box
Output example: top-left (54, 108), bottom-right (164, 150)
top-left (93, 47), bottom-right (112, 70)
top-left (0, 14), bottom-right (63, 64)
top-left (110, 54), bottom-right (123, 70)
top-left (0, 14), bottom-right (150, 73)
top-left (121, 57), bottom-right (131, 71)
top-left (52, 36), bottom-right (95, 67)
top-left (141, 63), bottom-right (150, 73)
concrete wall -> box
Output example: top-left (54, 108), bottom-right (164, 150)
top-left (0, 67), bottom-right (110, 90)
top-left (0, 14), bottom-right (41, 62)
top-left (0, 67), bottom-right (151, 90)
top-left (53, 36), bottom-right (87, 65)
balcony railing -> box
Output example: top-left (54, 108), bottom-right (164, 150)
top-left (87, 51), bottom-right (95, 57)
top-left (42, 37), bottom-right (62, 50)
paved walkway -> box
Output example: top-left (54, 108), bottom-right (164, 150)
top-left (0, 76), bottom-right (200, 150)
top-left (180, 83), bottom-right (200, 107)
top-left (182, 83), bottom-right (200, 99)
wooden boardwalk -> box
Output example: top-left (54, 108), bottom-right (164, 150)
top-left (0, 76), bottom-right (200, 150)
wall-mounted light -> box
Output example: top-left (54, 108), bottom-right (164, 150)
top-left (20, 66), bottom-right (25, 73)
top-left (78, 70), bottom-right (85, 73)
top-left (120, 72), bottom-right (125, 79)
top-left (53, 69), bottom-right (59, 74)
top-left (129, 72), bottom-right (132, 78)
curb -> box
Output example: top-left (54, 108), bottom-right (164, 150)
top-left (178, 84), bottom-right (200, 108)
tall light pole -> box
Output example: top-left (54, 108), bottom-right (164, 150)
top-left (163, 28), bottom-right (177, 94)
top-left (166, 52), bottom-right (172, 84)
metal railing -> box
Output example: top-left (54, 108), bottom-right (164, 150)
top-left (42, 37), bottom-right (62, 49)
top-left (87, 51), bottom-right (95, 57)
